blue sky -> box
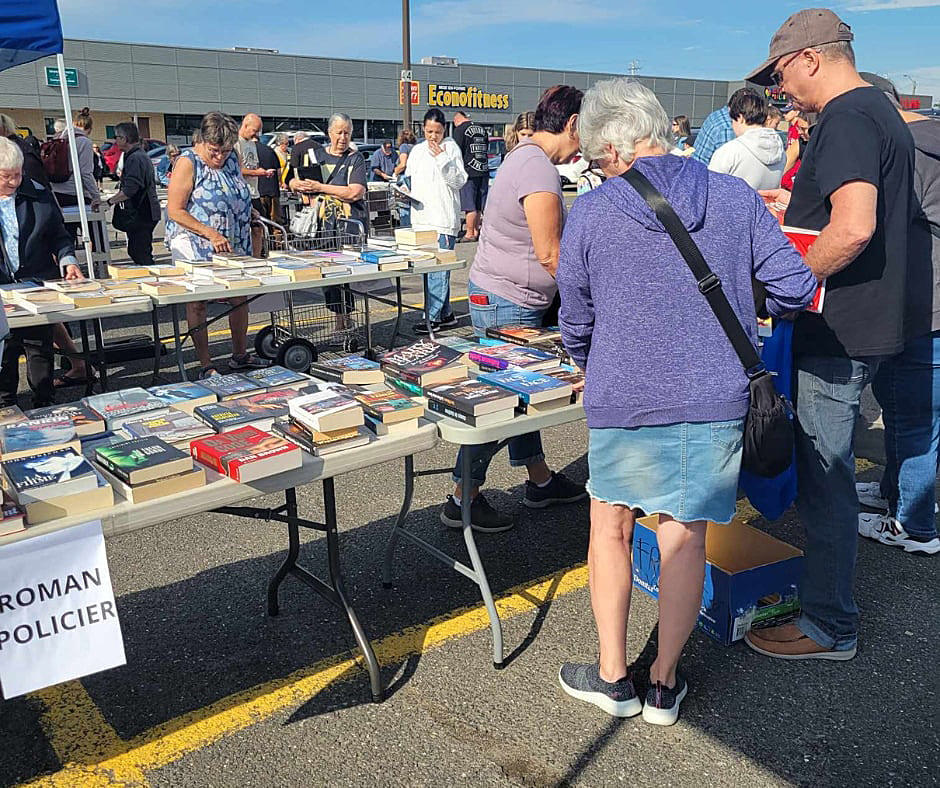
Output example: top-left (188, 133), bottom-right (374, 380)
top-left (58, 0), bottom-right (940, 103)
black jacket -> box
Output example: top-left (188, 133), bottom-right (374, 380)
top-left (119, 146), bottom-right (161, 223)
top-left (0, 178), bottom-right (75, 284)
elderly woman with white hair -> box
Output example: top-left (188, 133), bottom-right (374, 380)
top-left (555, 79), bottom-right (816, 725)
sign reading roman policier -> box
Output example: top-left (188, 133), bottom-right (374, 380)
top-left (0, 521), bottom-right (126, 698)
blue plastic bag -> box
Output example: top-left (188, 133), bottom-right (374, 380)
top-left (739, 320), bottom-right (797, 520)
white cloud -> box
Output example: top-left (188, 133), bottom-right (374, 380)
top-left (893, 66), bottom-right (940, 104)
top-left (845, 0), bottom-right (940, 10)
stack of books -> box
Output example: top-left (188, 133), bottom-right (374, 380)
top-left (309, 355), bottom-right (384, 385)
top-left (468, 343), bottom-right (561, 373)
top-left (1, 447), bottom-right (113, 524)
top-left (288, 388), bottom-right (364, 434)
top-left (271, 418), bottom-right (370, 456)
top-left (190, 426), bottom-right (302, 483)
top-left (379, 339), bottom-right (468, 390)
top-left (424, 379), bottom-right (518, 427)
top-left (352, 388), bottom-right (424, 436)
top-left (7, 288), bottom-right (75, 314)
top-left (0, 498), bottom-right (25, 537)
top-left (93, 436), bottom-right (206, 504)
top-left (476, 368), bottom-right (574, 415)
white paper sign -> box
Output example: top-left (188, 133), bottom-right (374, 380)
top-left (0, 520), bottom-right (126, 698)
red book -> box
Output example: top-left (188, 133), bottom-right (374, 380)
top-left (782, 226), bottom-right (824, 314)
top-left (190, 426), bottom-right (302, 483)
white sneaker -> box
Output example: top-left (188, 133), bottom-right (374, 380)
top-left (858, 512), bottom-right (940, 555)
top-left (856, 481), bottom-right (888, 511)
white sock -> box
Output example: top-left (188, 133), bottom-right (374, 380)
top-left (452, 494), bottom-right (462, 506)
top-left (535, 474), bottom-right (553, 488)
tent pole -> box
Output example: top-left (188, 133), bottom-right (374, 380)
top-left (56, 53), bottom-right (96, 280)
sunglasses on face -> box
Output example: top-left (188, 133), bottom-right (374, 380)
top-left (771, 51), bottom-right (802, 87)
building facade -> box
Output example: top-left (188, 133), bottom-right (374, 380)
top-left (0, 39), bottom-right (734, 144)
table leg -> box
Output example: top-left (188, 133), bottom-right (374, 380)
top-left (388, 280), bottom-right (404, 350)
top-left (150, 305), bottom-right (163, 385)
top-left (170, 303), bottom-right (188, 381)
top-left (77, 319), bottom-right (94, 397)
top-left (423, 274), bottom-right (435, 339)
top-left (92, 318), bottom-right (108, 393)
top-left (266, 495), bottom-right (300, 617)
top-left (322, 478), bottom-right (383, 702)
top-left (460, 449), bottom-right (504, 668)
top-left (382, 455), bottom-right (415, 588)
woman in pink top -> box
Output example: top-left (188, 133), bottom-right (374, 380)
top-left (438, 86), bottom-right (588, 534)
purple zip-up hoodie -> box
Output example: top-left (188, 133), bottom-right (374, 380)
top-left (557, 154), bottom-right (816, 429)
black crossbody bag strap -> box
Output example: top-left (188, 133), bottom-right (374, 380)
top-left (620, 167), bottom-right (766, 379)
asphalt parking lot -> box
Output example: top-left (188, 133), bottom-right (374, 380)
top-left (0, 233), bottom-right (937, 787)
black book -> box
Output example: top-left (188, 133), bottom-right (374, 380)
top-left (94, 436), bottom-right (192, 485)
top-left (425, 397), bottom-right (515, 427)
top-left (424, 379), bottom-right (517, 417)
top-left (197, 373), bottom-right (265, 401)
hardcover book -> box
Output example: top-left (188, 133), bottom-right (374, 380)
top-left (84, 388), bottom-right (169, 429)
top-left (424, 379), bottom-right (518, 416)
top-left (476, 368), bottom-right (573, 405)
top-left (94, 436), bottom-right (193, 485)
top-left (146, 382), bottom-right (218, 414)
top-left (121, 410), bottom-right (215, 446)
top-left (288, 390), bottom-right (364, 433)
top-left (395, 228), bottom-right (438, 247)
top-left (269, 261), bottom-right (323, 282)
top-left (351, 388), bottom-right (424, 424)
top-left (378, 340), bottom-right (467, 386)
top-left (242, 365), bottom-right (310, 391)
top-left (194, 389), bottom-right (295, 433)
top-left (468, 343), bottom-right (560, 372)
top-left (0, 419), bottom-right (80, 461)
top-left (190, 426), bottom-right (302, 483)
top-left (782, 226), bottom-right (823, 313)
top-left (309, 355), bottom-right (384, 385)
top-left (484, 325), bottom-right (562, 347)
top-left (2, 447), bottom-right (99, 503)
top-left (197, 373), bottom-right (265, 401)
top-left (26, 403), bottom-right (106, 438)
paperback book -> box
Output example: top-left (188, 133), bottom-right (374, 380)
top-left (2, 447), bottom-right (99, 503)
top-left (26, 403), bottom-right (106, 438)
top-left (0, 406), bottom-right (26, 428)
top-left (190, 426), bottom-right (302, 483)
top-left (122, 410), bottom-right (215, 445)
top-left (197, 373), bottom-right (265, 401)
top-left (94, 436), bottom-right (193, 485)
top-left (288, 390), bottom-right (364, 433)
top-left (194, 389), bottom-right (295, 433)
top-left (0, 419), bottom-right (79, 461)
top-left (351, 389), bottom-right (424, 424)
top-left (468, 343), bottom-right (560, 372)
top-left (242, 365), bottom-right (310, 391)
top-left (378, 339), bottom-right (467, 387)
top-left (147, 382), bottom-right (218, 414)
top-left (484, 325), bottom-right (562, 347)
top-left (84, 388), bottom-right (169, 429)
top-left (782, 226), bottom-right (823, 313)
top-left (309, 355), bottom-right (384, 385)
top-left (476, 368), bottom-right (573, 406)
top-left (0, 499), bottom-right (25, 537)
top-left (424, 379), bottom-right (518, 418)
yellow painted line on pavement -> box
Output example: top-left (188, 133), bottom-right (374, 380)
top-left (22, 563), bottom-right (590, 786)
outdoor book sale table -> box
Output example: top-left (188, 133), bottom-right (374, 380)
top-left (1, 421), bottom-right (439, 703)
top-left (148, 261), bottom-right (468, 384)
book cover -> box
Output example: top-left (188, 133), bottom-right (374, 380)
top-left (309, 355), bottom-right (383, 384)
top-left (384, 375), bottom-right (424, 397)
top-left (84, 388), bottom-right (169, 428)
top-left (782, 226), bottom-right (823, 314)
top-left (195, 389), bottom-right (294, 432)
top-left (424, 379), bottom-right (518, 416)
top-left (147, 382), bottom-right (218, 412)
top-left (242, 365), bottom-right (310, 390)
top-left (484, 325), bottom-right (561, 347)
top-left (2, 447), bottom-right (98, 502)
top-left (0, 419), bottom-right (78, 458)
top-left (351, 389), bottom-right (424, 424)
top-left (190, 426), bottom-right (302, 483)
top-left (271, 419), bottom-right (369, 455)
top-left (468, 343), bottom-right (560, 371)
top-left (0, 405), bottom-right (26, 428)
top-left (544, 364), bottom-right (585, 403)
top-left (424, 398), bottom-right (515, 427)
top-left (360, 250), bottom-right (407, 263)
top-left (0, 498), bottom-right (25, 537)
top-left (362, 413), bottom-right (420, 436)
top-left (197, 373), bottom-right (265, 401)
top-left (94, 436), bottom-right (191, 485)
top-left (21, 471), bottom-right (113, 526)
top-left (379, 339), bottom-right (463, 377)
top-left (122, 410), bottom-right (215, 445)
top-left (25, 403), bottom-right (106, 438)
top-left (476, 369), bottom-right (572, 405)
top-left (288, 390), bottom-right (363, 433)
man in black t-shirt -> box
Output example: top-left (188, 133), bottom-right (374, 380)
top-left (742, 10), bottom-right (920, 663)
top-left (452, 111), bottom-right (488, 241)
top-left (256, 141), bottom-right (282, 224)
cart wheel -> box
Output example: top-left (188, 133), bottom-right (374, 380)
top-left (275, 338), bottom-right (318, 372)
top-left (343, 336), bottom-right (361, 353)
top-left (254, 325), bottom-right (279, 360)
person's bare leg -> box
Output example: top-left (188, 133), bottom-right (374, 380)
top-left (52, 324), bottom-right (87, 378)
top-left (186, 300), bottom-right (212, 369)
top-left (465, 210), bottom-right (479, 239)
top-left (649, 515), bottom-right (707, 687)
top-left (589, 499), bottom-right (635, 682)
top-left (227, 297), bottom-right (249, 357)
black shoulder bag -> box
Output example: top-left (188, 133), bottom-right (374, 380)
top-left (620, 167), bottom-right (794, 478)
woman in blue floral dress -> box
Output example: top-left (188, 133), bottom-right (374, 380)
top-left (166, 111), bottom-right (264, 377)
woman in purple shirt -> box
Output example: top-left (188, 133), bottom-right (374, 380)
top-left (438, 86), bottom-right (589, 534)
top-left (555, 79), bottom-right (816, 725)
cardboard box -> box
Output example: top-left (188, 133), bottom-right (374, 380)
top-left (632, 515), bottom-right (803, 645)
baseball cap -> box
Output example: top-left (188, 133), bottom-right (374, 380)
top-left (746, 8), bottom-right (854, 86)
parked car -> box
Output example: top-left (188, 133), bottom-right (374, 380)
top-left (488, 136), bottom-right (505, 179)
top-left (556, 154), bottom-right (589, 188)
top-left (101, 138), bottom-right (165, 179)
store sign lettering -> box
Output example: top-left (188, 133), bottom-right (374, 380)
top-left (428, 84), bottom-right (510, 111)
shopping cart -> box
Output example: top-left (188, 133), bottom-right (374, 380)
top-left (365, 182), bottom-right (397, 238)
top-left (253, 216), bottom-right (370, 371)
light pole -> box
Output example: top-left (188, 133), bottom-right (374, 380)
top-left (903, 74), bottom-right (918, 95)
top-left (402, 0), bottom-right (412, 132)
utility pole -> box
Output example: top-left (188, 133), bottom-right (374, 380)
top-left (628, 60), bottom-right (641, 78)
top-left (402, 0), bottom-right (412, 132)
top-left (903, 74), bottom-right (917, 95)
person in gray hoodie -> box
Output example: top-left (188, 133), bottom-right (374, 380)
top-left (856, 74), bottom-right (940, 555)
top-left (708, 90), bottom-right (786, 191)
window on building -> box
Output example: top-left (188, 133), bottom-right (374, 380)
top-left (44, 117), bottom-right (57, 136)
top-left (367, 120), bottom-right (397, 143)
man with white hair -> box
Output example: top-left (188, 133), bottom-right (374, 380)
top-left (743, 9), bottom-right (920, 661)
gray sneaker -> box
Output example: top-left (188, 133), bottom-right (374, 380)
top-left (524, 472), bottom-right (587, 509)
top-left (228, 353), bottom-right (269, 371)
top-left (558, 662), bottom-right (641, 718)
top-left (642, 674), bottom-right (688, 726)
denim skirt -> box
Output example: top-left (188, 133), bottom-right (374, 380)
top-left (586, 420), bottom-right (745, 524)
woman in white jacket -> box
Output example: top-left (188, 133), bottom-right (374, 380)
top-left (405, 108), bottom-right (468, 333)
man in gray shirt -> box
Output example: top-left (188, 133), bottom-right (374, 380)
top-left (235, 113), bottom-right (275, 253)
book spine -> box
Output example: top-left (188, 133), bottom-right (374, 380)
top-left (308, 365), bottom-right (345, 383)
top-left (426, 398), bottom-right (476, 426)
top-left (385, 376), bottom-right (423, 396)
top-left (475, 362), bottom-right (504, 373)
top-left (192, 443), bottom-right (225, 474)
top-left (468, 353), bottom-right (508, 369)
top-left (94, 453), bottom-right (132, 484)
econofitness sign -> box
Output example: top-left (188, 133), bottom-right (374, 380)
top-left (427, 84), bottom-right (511, 111)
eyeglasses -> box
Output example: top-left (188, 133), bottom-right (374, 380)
top-left (205, 145), bottom-right (233, 158)
top-left (771, 51), bottom-right (802, 87)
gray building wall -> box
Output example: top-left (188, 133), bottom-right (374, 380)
top-left (0, 38), bottom-right (730, 131)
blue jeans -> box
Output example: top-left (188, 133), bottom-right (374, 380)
top-left (453, 281), bottom-right (546, 485)
top-left (425, 234), bottom-right (454, 322)
top-left (793, 354), bottom-right (886, 650)
top-left (397, 176), bottom-right (411, 228)
top-left (872, 330), bottom-right (940, 539)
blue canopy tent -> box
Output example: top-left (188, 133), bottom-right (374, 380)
top-left (1, 0), bottom-right (95, 273)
